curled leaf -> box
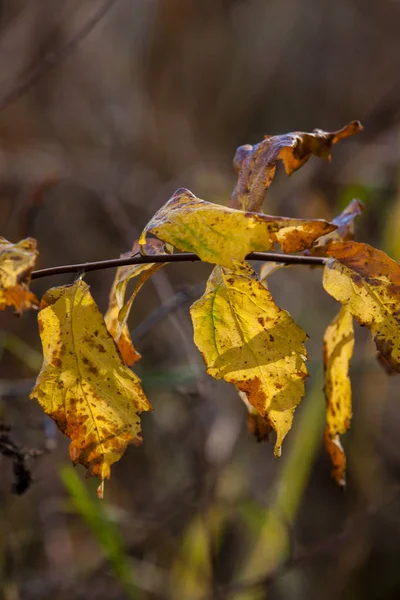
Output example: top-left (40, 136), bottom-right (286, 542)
top-left (323, 241), bottom-right (400, 372)
top-left (238, 389), bottom-right (273, 442)
top-left (0, 237), bottom-right (38, 313)
top-left (31, 280), bottom-right (152, 489)
top-left (231, 121), bottom-right (363, 212)
top-left (105, 260), bottom-right (162, 366)
top-left (140, 188), bottom-right (335, 268)
top-left (190, 262), bottom-right (308, 455)
top-left (105, 239), bottom-right (165, 366)
top-left (313, 199), bottom-right (364, 254)
top-left (323, 306), bottom-right (354, 486)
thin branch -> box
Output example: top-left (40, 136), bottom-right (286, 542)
top-left (0, 0), bottom-right (120, 112)
top-left (31, 251), bottom-right (328, 281)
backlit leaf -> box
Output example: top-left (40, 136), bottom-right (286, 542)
top-left (313, 198), bottom-right (364, 254)
top-left (30, 280), bottom-right (152, 492)
top-left (231, 121), bottom-right (363, 212)
top-left (105, 260), bottom-right (162, 366)
top-left (105, 240), bottom-right (165, 366)
top-left (323, 241), bottom-right (400, 372)
top-left (140, 188), bottom-right (335, 268)
top-left (116, 263), bottom-right (164, 343)
top-left (238, 389), bottom-right (273, 442)
top-left (0, 237), bottom-right (38, 313)
top-left (259, 262), bottom-right (287, 288)
top-left (190, 262), bottom-right (308, 455)
top-left (323, 306), bottom-right (354, 486)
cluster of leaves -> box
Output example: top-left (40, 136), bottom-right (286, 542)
top-left (3, 120), bottom-right (398, 496)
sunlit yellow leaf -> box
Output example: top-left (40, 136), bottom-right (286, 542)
top-left (116, 263), bottom-right (164, 342)
top-left (190, 262), bottom-right (308, 455)
top-left (105, 258), bottom-right (144, 366)
top-left (0, 236), bottom-right (38, 313)
top-left (105, 260), bottom-right (162, 366)
top-left (140, 188), bottom-right (335, 268)
top-left (31, 280), bottom-right (152, 489)
top-left (323, 306), bottom-right (354, 486)
top-left (105, 240), bottom-right (165, 366)
top-left (323, 241), bottom-right (400, 372)
top-left (231, 121), bottom-right (363, 212)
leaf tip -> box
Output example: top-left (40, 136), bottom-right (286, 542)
top-left (97, 480), bottom-right (105, 499)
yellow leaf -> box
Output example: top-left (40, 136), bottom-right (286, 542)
top-left (231, 121), bottom-right (363, 212)
top-left (259, 261), bottom-right (287, 289)
top-left (0, 236), bottom-right (38, 313)
top-left (105, 239), bottom-right (165, 366)
top-left (190, 262), bottom-right (308, 455)
top-left (31, 280), bottom-right (152, 487)
top-left (323, 306), bottom-right (354, 486)
top-left (105, 259), bottom-right (162, 366)
top-left (140, 188), bottom-right (335, 268)
top-left (117, 262), bottom-right (164, 346)
top-left (323, 241), bottom-right (400, 372)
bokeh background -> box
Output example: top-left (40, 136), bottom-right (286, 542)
top-left (1, 1), bottom-right (400, 598)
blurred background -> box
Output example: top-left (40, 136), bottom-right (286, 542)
top-left (1, 0), bottom-right (400, 598)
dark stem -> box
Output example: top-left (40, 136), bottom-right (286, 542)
top-left (31, 251), bottom-right (328, 281)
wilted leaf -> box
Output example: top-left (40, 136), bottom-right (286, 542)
top-left (105, 240), bottom-right (165, 366)
top-left (105, 261), bottom-right (162, 366)
top-left (313, 199), bottom-right (364, 254)
top-left (323, 306), bottom-right (354, 486)
top-left (231, 121), bottom-right (363, 212)
top-left (323, 241), bottom-right (400, 372)
top-left (116, 263), bottom-right (164, 344)
top-left (140, 188), bottom-right (335, 268)
top-left (238, 389), bottom-right (273, 442)
top-left (0, 237), bottom-right (38, 313)
top-left (259, 262), bottom-right (287, 288)
top-left (190, 262), bottom-right (308, 455)
top-left (31, 280), bottom-right (152, 491)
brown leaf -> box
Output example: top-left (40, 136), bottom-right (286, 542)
top-left (0, 237), bottom-right (38, 314)
top-left (312, 198), bottom-right (365, 254)
top-left (231, 121), bottom-right (363, 212)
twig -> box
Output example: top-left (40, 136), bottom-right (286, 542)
top-left (31, 251), bottom-right (327, 281)
top-left (0, 0), bottom-right (120, 112)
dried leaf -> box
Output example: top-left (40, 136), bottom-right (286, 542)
top-left (323, 306), bottom-right (354, 486)
top-left (313, 199), bottom-right (364, 254)
top-left (105, 240), bottom-right (165, 366)
top-left (140, 188), bottom-right (335, 268)
top-left (105, 260), bottom-right (162, 366)
top-left (231, 121), bottom-right (363, 212)
top-left (116, 263), bottom-right (164, 342)
top-left (0, 237), bottom-right (38, 313)
top-left (31, 280), bottom-right (152, 490)
top-left (238, 389), bottom-right (273, 442)
top-left (190, 262), bottom-right (308, 455)
top-left (323, 241), bottom-right (400, 372)
top-left (259, 262), bottom-right (287, 287)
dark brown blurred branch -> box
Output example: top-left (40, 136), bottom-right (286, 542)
top-left (31, 251), bottom-right (327, 280)
top-left (0, 0), bottom-right (120, 112)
